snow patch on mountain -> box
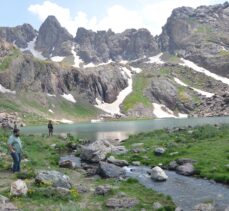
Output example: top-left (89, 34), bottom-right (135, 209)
top-left (153, 103), bottom-right (188, 118)
top-left (51, 56), bottom-right (65, 62)
top-left (174, 77), bottom-right (214, 98)
top-left (0, 84), bottom-right (16, 94)
top-left (180, 59), bottom-right (229, 86)
top-left (147, 53), bottom-right (164, 64)
top-left (71, 45), bottom-right (83, 68)
top-left (95, 67), bottom-right (132, 115)
top-left (61, 93), bottom-right (76, 103)
top-left (21, 37), bottom-right (46, 60)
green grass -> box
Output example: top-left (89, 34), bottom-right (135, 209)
top-left (90, 178), bottom-right (175, 210)
top-left (218, 50), bottom-right (229, 57)
top-left (161, 53), bottom-right (181, 64)
top-left (115, 124), bottom-right (229, 184)
top-left (0, 48), bottom-right (21, 71)
top-left (0, 99), bottom-right (21, 112)
top-left (122, 73), bottom-right (152, 112)
top-left (0, 128), bottom-right (175, 210)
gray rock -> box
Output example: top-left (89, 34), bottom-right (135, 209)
top-left (151, 166), bottom-right (168, 181)
top-left (98, 162), bottom-right (125, 178)
top-left (112, 145), bottom-right (128, 154)
top-left (10, 179), bottom-right (28, 196)
top-left (76, 184), bottom-right (89, 193)
top-left (35, 170), bottom-right (72, 189)
top-left (176, 163), bottom-right (195, 176)
top-left (194, 203), bottom-right (215, 211)
top-left (81, 162), bottom-right (99, 176)
top-left (95, 185), bottom-right (112, 195)
top-left (106, 197), bottom-right (139, 209)
top-left (107, 156), bottom-right (129, 167)
top-left (176, 158), bottom-right (196, 165)
top-left (168, 161), bottom-right (178, 170)
top-left (0, 195), bottom-right (18, 211)
top-left (59, 155), bottom-right (81, 169)
top-left (153, 202), bottom-right (163, 209)
top-left (154, 147), bottom-right (166, 156)
top-left (80, 140), bottom-right (113, 163)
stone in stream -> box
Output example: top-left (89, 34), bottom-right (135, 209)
top-left (107, 156), bottom-right (129, 167)
top-left (176, 158), bottom-right (196, 165)
top-left (176, 163), bottom-right (195, 176)
top-left (194, 203), bottom-right (215, 211)
top-left (168, 160), bottom-right (178, 170)
top-left (10, 179), bottom-right (28, 196)
top-left (0, 195), bottom-right (18, 211)
top-left (151, 166), bottom-right (168, 181)
top-left (59, 155), bottom-right (81, 169)
top-left (106, 197), bottom-right (139, 209)
top-left (35, 170), bottom-right (72, 189)
top-left (98, 162), bottom-right (125, 178)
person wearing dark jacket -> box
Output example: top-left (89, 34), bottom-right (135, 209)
top-left (48, 120), bottom-right (53, 136)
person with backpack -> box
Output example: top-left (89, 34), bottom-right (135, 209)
top-left (8, 128), bottom-right (22, 173)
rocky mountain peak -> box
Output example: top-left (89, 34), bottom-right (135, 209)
top-left (0, 24), bottom-right (37, 48)
top-left (74, 27), bottom-right (159, 64)
top-left (159, 2), bottom-right (229, 77)
top-left (36, 15), bottom-right (73, 58)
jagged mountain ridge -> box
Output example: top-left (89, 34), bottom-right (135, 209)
top-left (0, 2), bottom-right (229, 123)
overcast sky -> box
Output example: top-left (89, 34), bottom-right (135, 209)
top-left (0, 0), bottom-right (227, 36)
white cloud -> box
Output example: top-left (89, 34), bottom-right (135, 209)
top-left (28, 0), bottom-right (225, 36)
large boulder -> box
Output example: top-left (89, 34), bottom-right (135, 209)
top-left (107, 156), bottom-right (129, 167)
top-left (176, 163), bottom-right (195, 176)
top-left (10, 179), bottom-right (28, 196)
top-left (59, 155), bottom-right (81, 169)
top-left (151, 166), bottom-right (168, 181)
top-left (80, 140), bottom-right (113, 163)
top-left (35, 170), bottom-right (72, 189)
top-left (106, 197), bottom-right (139, 209)
top-left (0, 195), bottom-right (18, 211)
top-left (98, 162), bottom-right (125, 178)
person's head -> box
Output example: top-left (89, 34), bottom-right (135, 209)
top-left (49, 120), bottom-right (52, 124)
top-left (13, 128), bottom-right (20, 137)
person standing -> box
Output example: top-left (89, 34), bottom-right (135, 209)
top-left (48, 120), bottom-right (53, 136)
top-left (8, 128), bottom-right (22, 173)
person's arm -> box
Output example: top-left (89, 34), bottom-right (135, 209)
top-left (7, 137), bottom-right (15, 153)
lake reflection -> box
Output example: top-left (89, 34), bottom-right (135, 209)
top-left (21, 116), bottom-right (229, 141)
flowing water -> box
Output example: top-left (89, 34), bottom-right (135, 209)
top-left (124, 166), bottom-right (229, 211)
top-left (21, 116), bottom-right (229, 209)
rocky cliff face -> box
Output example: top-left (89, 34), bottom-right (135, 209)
top-left (159, 2), bottom-right (229, 77)
top-left (75, 27), bottom-right (159, 63)
top-left (0, 47), bottom-right (127, 105)
top-left (36, 16), bottom-right (73, 58)
top-left (0, 24), bottom-right (37, 48)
